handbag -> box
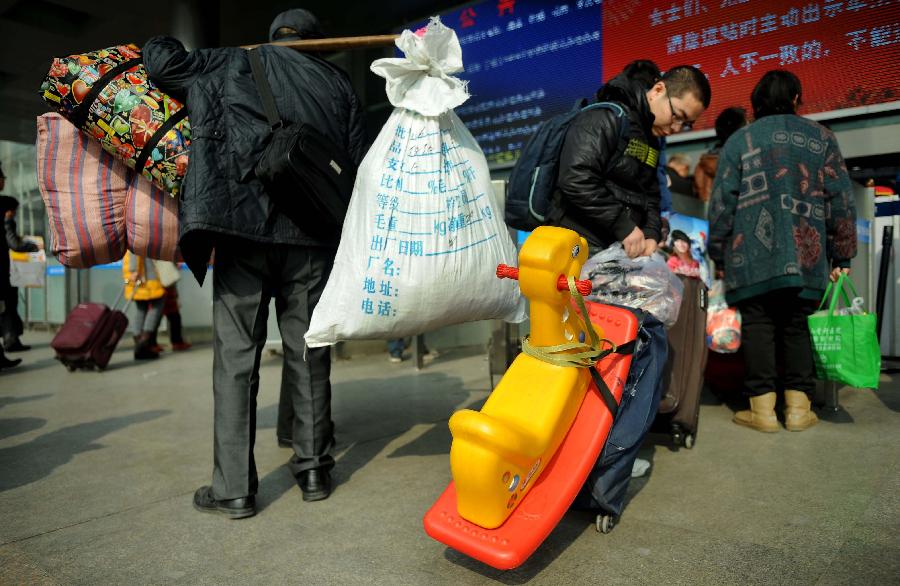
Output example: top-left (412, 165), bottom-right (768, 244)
top-left (248, 49), bottom-right (356, 239)
top-left (153, 260), bottom-right (181, 288)
top-left (808, 273), bottom-right (881, 389)
top-left (706, 280), bottom-right (741, 353)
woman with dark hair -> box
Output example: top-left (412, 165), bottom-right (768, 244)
top-left (621, 59), bottom-right (662, 91)
top-left (709, 70), bottom-right (857, 433)
top-left (694, 107), bottom-right (747, 201)
top-left (751, 69), bottom-right (802, 119)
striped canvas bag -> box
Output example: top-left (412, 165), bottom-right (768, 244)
top-left (36, 113), bottom-right (179, 268)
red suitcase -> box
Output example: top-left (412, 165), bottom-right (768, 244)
top-left (51, 289), bottom-right (131, 371)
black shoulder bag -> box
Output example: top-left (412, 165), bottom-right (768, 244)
top-left (248, 49), bottom-right (356, 239)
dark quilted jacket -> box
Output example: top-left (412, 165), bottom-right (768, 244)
top-left (143, 36), bottom-right (365, 284)
top-left (552, 74), bottom-right (662, 250)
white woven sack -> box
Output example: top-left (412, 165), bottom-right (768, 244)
top-left (306, 18), bottom-right (525, 347)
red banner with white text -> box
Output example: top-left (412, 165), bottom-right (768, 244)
top-left (602, 0), bottom-right (900, 130)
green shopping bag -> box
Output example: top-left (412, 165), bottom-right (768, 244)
top-left (808, 273), bottom-right (881, 389)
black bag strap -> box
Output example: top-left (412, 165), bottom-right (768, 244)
top-left (587, 337), bottom-right (637, 420)
top-left (133, 107), bottom-right (188, 180)
top-left (615, 339), bottom-right (637, 356)
top-left (70, 57), bottom-right (142, 129)
top-left (589, 367), bottom-right (620, 420)
top-left (248, 49), bottom-right (283, 130)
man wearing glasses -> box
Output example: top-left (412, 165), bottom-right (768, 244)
top-left (665, 88), bottom-right (697, 132)
top-left (551, 64), bottom-right (710, 532)
top-left (552, 64), bottom-right (710, 258)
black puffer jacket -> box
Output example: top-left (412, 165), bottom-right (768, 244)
top-left (143, 29), bottom-right (365, 284)
top-left (552, 74), bottom-right (661, 250)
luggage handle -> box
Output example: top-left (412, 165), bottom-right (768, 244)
top-left (115, 278), bottom-right (142, 313)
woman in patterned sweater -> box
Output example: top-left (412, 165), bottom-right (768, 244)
top-left (709, 70), bottom-right (857, 433)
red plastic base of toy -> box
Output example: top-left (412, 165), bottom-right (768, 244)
top-left (423, 302), bottom-right (639, 570)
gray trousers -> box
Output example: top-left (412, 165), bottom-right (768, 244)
top-left (133, 298), bottom-right (164, 335)
top-left (211, 239), bottom-right (335, 499)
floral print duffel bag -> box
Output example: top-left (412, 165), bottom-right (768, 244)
top-left (39, 44), bottom-right (191, 198)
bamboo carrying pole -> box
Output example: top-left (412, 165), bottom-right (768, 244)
top-left (242, 34), bottom-right (399, 51)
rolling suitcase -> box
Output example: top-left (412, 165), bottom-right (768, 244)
top-left (655, 275), bottom-right (708, 448)
top-left (51, 287), bottom-right (131, 371)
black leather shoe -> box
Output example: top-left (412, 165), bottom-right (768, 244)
top-left (4, 341), bottom-right (30, 352)
top-left (192, 485), bottom-right (256, 519)
top-left (0, 356), bottom-right (22, 370)
top-left (297, 469), bottom-right (332, 502)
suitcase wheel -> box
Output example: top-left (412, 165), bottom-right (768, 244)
top-left (595, 514), bottom-right (616, 534)
top-left (670, 424), bottom-right (696, 449)
top-left (64, 362), bottom-right (77, 372)
top-left (670, 423), bottom-right (684, 447)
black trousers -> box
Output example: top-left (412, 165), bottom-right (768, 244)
top-left (1, 287), bottom-right (24, 346)
top-left (736, 288), bottom-right (819, 397)
top-left (276, 382), bottom-right (293, 443)
top-left (211, 239), bottom-right (335, 499)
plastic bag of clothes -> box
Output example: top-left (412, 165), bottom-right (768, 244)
top-left (305, 18), bottom-right (525, 347)
top-left (580, 244), bottom-right (684, 327)
top-left (39, 44), bottom-right (191, 198)
top-left (9, 249), bottom-right (47, 288)
top-left (706, 280), bottom-right (741, 353)
top-left (36, 113), bottom-right (179, 267)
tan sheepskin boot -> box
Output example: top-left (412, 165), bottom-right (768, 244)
top-left (733, 391), bottom-right (779, 433)
top-left (784, 390), bottom-right (819, 431)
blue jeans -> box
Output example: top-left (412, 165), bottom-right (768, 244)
top-left (388, 338), bottom-right (406, 356)
top-left (574, 310), bottom-right (668, 517)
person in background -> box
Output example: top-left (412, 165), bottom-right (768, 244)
top-left (144, 8), bottom-right (365, 518)
top-left (158, 283), bottom-right (192, 352)
top-left (149, 261), bottom-right (191, 353)
top-left (618, 59), bottom-right (662, 92)
top-left (123, 252), bottom-right (165, 360)
top-left (0, 306), bottom-right (19, 370)
top-left (0, 166), bottom-right (25, 370)
top-left (666, 153), bottom-right (692, 178)
top-left (1, 191), bottom-right (40, 353)
top-left (387, 337), bottom-right (438, 364)
top-left (709, 70), bottom-right (856, 433)
top-left (388, 338), bottom-right (405, 363)
top-left (665, 153), bottom-right (694, 197)
top-left (658, 216), bottom-right (671, 249)
top-left (694, 107), bottom-right (747, 202)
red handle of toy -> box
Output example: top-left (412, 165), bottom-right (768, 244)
top-left (496, 264), bottom-right (520, 280)
top-left (496, 264), bottom-right (592, 297)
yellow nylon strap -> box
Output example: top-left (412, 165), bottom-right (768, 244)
top-left (521, 277), bottom-right (616, 369)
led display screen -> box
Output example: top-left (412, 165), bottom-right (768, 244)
top-left (603, 0), bottom-right (900, 131)
top-left (416, 0), bottom-right (900, 164)
top-left (412, 1), bottom-right (604, 167)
